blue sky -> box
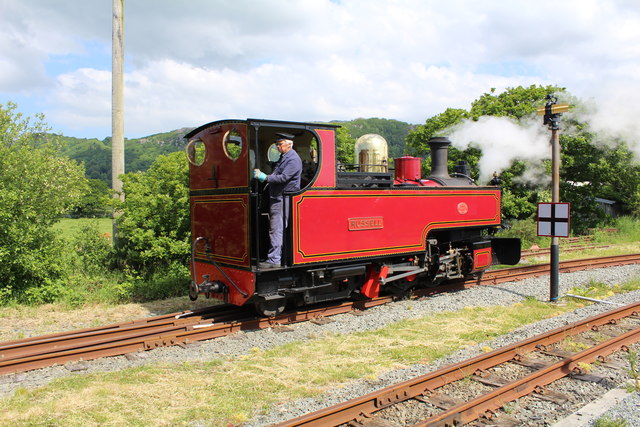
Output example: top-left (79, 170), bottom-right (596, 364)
top-left (1, 0), bottom-right (640, 140)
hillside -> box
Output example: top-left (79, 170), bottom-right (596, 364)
top-left (58, 119), bottom-right (414, 184)
top-left (58, 128), bottom-right (192, 183)
top-left (332, 117), bottom-right (415, 158)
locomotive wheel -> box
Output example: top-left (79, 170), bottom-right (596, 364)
top-left (254, 297), bottom-right (286, 317)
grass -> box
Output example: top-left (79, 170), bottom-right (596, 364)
top-left (565, 278), bottom-right (640, 302)
top-left (0, 297), bottom-right (581, 426)
top-left (0, 297), bottom-right (215, 342)
top-left (626, 350), bottom-right (640, 393)
top-left (593, 216), bottom-right (640, 244)
top-left (52, 217), bottom-right (112, 240)
top-left (2, 274), bottom-right (640, 425)
top-left (594, 416), bottom-right (629, 427)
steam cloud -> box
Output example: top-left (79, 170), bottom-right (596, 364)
top-left (578, 91), bottom-right (640, 155)
top-left (444, 89), bottom-right (640, 186)
top-left (445, 116), bottom-right (551, 184)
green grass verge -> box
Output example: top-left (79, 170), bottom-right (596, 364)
top-left (0, 297), bottom-right (580, 426)
top-left (53, 217), bottom-right (113, 240)
top-left (3, 276), bottom-right (639, 426)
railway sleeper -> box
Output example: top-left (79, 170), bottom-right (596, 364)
top-left (143, 336), bottom-right (185, 350)
top-left (532, 386), bottom-right (571, 404)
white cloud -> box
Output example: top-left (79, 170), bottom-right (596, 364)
top-left (47, 68), bottom-right (111, 133)
top-left (2, 0), bottom-right (640, 139)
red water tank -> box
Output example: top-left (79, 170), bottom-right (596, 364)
top-left (394, 156), bottom-right (422, 182)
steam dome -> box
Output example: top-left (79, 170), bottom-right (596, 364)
top-left (354, 134), bottom-right (388, 172)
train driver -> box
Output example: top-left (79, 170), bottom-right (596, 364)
top-left (253, 133), bottom-right (303, 268)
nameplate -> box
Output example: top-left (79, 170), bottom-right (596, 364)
top-left (348, 217), bottom-right (384, 231)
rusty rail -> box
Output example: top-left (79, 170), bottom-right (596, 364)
top-left (277, 301), bottom-right (640, 426)
top-left (2, 253), bottom-right (640, 376)
top-left (0, 297), bottom-right (391, 375)
top-left (521, 244), bottom-right (610, 259)
top-left (416, 324), bottom-right (640, 426)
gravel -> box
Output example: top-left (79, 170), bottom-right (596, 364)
top-left (588, 392), bottom-right (640, 426)
top-left (2, 264), bottom-right (640, 426)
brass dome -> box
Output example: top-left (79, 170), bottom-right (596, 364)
top-left (354, 134), bottom-right (388, 172)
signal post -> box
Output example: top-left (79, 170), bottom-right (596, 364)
top-left (537, 96), bottom-right (570, 302)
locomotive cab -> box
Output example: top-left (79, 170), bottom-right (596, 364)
top-left (185, 120), bottom-right (325, 265)
top-left (186, 119), bottom-right (340, 313)
top-left (252, 127), bottom-right (321, 263)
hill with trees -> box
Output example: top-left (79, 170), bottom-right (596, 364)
top-left (332, 117), bottom-right (414, 159)
top-left (58, 120), bottom-right (414, 185)
top-left (58, 128), bottom-right (190, 184)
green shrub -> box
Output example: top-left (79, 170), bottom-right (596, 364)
top-left (21, 280), bottom-right (67, 305)
top-left (3, 233), bottom-right (80, 305)
top-left (113, 151), bottom-right (190, 275)
top-left (0, 102), bottom-right (87, 300)
top-left (70, 223), bottom-right (114, 274)
top-left (131, 262), bottom-right (190, 302)
top-left (496, 218), bottom-right (550, 250)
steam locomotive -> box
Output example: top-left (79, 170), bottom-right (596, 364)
top-left (185, 119), bottom-right (520, 316)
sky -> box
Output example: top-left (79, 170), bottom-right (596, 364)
top-left (1, 0), bottom-right (640, 141)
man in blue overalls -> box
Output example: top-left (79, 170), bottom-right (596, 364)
top-left (253, 133), bottom-right (302, 269)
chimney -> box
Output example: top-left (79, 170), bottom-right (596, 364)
top-left (428, 137), bottom-right (451, 178)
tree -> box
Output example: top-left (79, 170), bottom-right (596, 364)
top-left (406, 108), bottom-right (469, 155)
top-left (469, 85), bottom-right (565, 119)
top-left (406, 86), bottom-right (565, 221)
top-left (69, 178), bottom-right (112, 218)
top-left (0, 102), bottom-right (87, 299)
top-left (113, 151), bottom-right (190, 274)
top-left (335, 126), bottom-right (356, 166)
top-left (560, 128), bottom-right (640, 232)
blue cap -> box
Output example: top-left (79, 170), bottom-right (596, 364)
top-left (275, 132), bottom-right (295, 141)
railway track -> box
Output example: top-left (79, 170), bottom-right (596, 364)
top-left (482, 252), bottom-right (640, 284)
top-left (1, 253), bottom-right (639, 377)
top-left (520, 244), bottom-right (610, 259)
top-left (277, 301), bottom-right (640, 426)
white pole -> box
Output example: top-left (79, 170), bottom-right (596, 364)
top-left (112, 0), bottom-right (125, 238)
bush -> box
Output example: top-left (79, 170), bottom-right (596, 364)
top-left (2, 232), bottom-right (80, 304)
top-left (113, 151), bottom-right (190, 275)
top-left (70, 223), bottom-right (115, 274)
top-left (593, 216), bottom-right (640, 244)
top-left (497, 218), bottom-right (550, 250)
top-left (131, 262), bottom-right (190, 302)
top-left (0, 102), bottom-right (87, 299)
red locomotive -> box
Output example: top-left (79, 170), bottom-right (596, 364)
top-left (185, 119), bottom-right (520, 316)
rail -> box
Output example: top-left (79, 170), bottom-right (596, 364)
top-left (277, 301), bottom-right (640, 426)
top-left (1, 253), bottom-right (639, 376)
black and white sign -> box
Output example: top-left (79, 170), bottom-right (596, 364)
top-left (537, 203), bottom-right (570, 237)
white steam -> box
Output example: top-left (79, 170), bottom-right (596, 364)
top-left (445, 116), bottom-right (550, 184)
top-left (576, 92), bottom-right (640, 155)
top-left (441, 88), bottom-right (640, 186)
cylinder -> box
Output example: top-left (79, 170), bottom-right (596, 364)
top-left (394, 156), bottom-right (422, 181)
